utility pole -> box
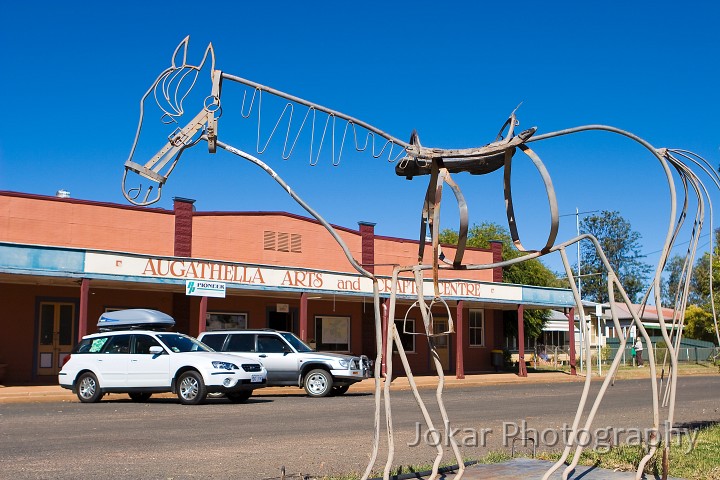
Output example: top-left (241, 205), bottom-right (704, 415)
top-left (577, 207), bottom-right (582, 299)
top-left (560, 208), bottom-right (599, 377)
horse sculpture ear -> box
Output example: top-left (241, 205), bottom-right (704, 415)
top-left (171, 36), bottom-right (215, 75)
top-left (171, 35), bottom-right (191, 68)
top-left (200, 43), bottom-right (215, 76)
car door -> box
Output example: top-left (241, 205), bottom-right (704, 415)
top-left (127, 334), bottom-right (171, 387)
top-left (97, 334), bottom-right (132, 387)
top-left (255, 334), bottom-right (299, 383)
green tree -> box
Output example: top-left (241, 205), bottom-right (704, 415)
top-left (439, 221), bottom-right (564, 339)
top-left (684, 305), bottom-right (718, 343)
top-left (578, 210), bottom-right (651, 303)
top-left (685, 229), bottom-right (720, 309)
top-left (662, 229), bottom-right (720, 344)
top-left (662, 255), bottom-right (689, 307)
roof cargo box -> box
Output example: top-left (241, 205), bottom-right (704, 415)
top-left (97, 309), bottom-right (176, 331)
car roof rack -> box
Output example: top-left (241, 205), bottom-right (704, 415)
top-left (97, 309), bottom-right (176, 332)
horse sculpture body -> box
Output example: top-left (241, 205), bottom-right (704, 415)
top-left (122, 36), bottom-right (720, 480)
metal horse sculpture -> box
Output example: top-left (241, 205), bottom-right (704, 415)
top-left (122, 37), bottom-right (720, 480)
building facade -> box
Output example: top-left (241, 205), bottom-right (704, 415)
top-left (0, 191), bottom-right (575, 385)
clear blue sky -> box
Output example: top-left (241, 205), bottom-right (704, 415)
top-left (1, 1), bottom-right (719, 276)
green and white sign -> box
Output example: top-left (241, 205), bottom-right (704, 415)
top-left (186, 280), bottom-right (226, 298)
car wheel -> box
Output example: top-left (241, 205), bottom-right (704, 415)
top-left (304, 369), bottom-right (333, 397)
top-left (76, 372), bottom-right (102, 403)
top-left (332, 385), bottom-right (350, 396)
top-left (226, 391), bottom-right (252, 403)
top-left (177, 371), bottom-right (207, 405)
top-left (128, 392), bottom-right (152, 402)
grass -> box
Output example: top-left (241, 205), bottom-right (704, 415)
top-left (526, 421), bottom-right (720, 480)
top-left (320, 423), bottom-right (720, 479)
top-left (316, 459), bottom-right (476, 480)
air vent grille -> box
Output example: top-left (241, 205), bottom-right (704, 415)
top-left (264, 231), bottom-right (302, 253)
top-left (277, 232), bottom-right (289, 252)
top-left (263, 231), bottom-right (275, 250)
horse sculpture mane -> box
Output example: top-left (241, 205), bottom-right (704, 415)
top-left (122, 36), bottom-right (720, 480)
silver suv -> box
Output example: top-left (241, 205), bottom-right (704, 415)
top-left (198, 329), bottom-right (370, 397)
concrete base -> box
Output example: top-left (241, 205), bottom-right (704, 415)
top-left (397, 458), bottom-right (682, 479)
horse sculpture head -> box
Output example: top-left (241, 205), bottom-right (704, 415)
top-left (122, 36), bottom-right (217, 206)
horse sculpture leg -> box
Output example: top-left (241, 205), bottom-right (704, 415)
top-left (556, 246), bottom-right (660, 480)
top-left (410, 267), bottom-right (465, 479)
top-left (361, 280), bottom-right (385, 480)
top-left (540, 247), bottom-right (596, 480)
top-left (365, 266), bottom-right (466, 480)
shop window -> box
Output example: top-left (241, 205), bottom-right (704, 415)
top-left (394, 319), bottom-right (415, 353)
top-left (314, 316), bottom-right (350, 352)
top-left (206, 312), bottom-right (248, 331)
top-left (469, 309), bottom-right (485, 347)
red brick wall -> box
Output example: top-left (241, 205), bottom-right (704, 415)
top-left (192, 213), bottom-right (363, 272)
top-left (173, 198), bottom-right (194, 257)
top-left (0, 192), bottom-right (174, 256)
top-left (374, 236), bottom-right (495, 282)
top-left (358, 222), bottom-right (375, 274)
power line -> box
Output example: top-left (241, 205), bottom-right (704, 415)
top-left (642, 233), bottom-right (711, 257)
top-left (559, 209), bottom-right (600, 218)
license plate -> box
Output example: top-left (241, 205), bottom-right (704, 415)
top-left (251, 374), bottom-right (263, 383)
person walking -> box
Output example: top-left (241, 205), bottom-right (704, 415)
top-left (635, 337), bottom-right (644, 367)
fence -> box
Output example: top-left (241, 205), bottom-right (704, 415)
top-left (512, 344), bottom-right (720, 372)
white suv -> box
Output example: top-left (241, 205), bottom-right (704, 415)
top-left (59, 310), bottom-right (267, 405)
top-left (198, 329), bottom-right (370, 397)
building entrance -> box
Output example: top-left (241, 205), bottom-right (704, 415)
top-left (268, 310), bottom-right (292, 332)
top-left (433, 318), bottom-right (450, 371)
top-left (37, 302), bottom-right (75, 376)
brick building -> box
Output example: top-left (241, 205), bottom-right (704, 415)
top-left (0, 191), bottom-right (574, 384)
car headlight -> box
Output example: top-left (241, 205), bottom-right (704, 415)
top-left (338, 359), bottom-right (349, 368)
top-left (212, 361), bottom-right (238, 370)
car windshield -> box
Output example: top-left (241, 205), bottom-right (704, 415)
top-left (280, 332), bottom-right (313, 352)
top-left (156, 333), bottom-right (211, 353)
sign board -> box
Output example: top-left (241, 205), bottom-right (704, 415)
top-left (186, 280), bottom-right (226, 298)
top-left (80, 252), bottom-right (570, 304)
top-left (276, 303), bottom-right (289, 313)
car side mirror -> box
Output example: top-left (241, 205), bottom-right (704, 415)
top-left (149, 346), bottom-right (164, 355)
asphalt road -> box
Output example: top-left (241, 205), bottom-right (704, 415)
top-left (0, 376), bottom-right (718, 479)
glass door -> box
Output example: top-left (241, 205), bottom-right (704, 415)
top-left (37, 303), bottom-right (75, 376)
top-left (433, 318), bottom-right (450, 371)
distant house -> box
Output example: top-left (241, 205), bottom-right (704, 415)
top-left (541, 301), bottom-right (679, 352)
